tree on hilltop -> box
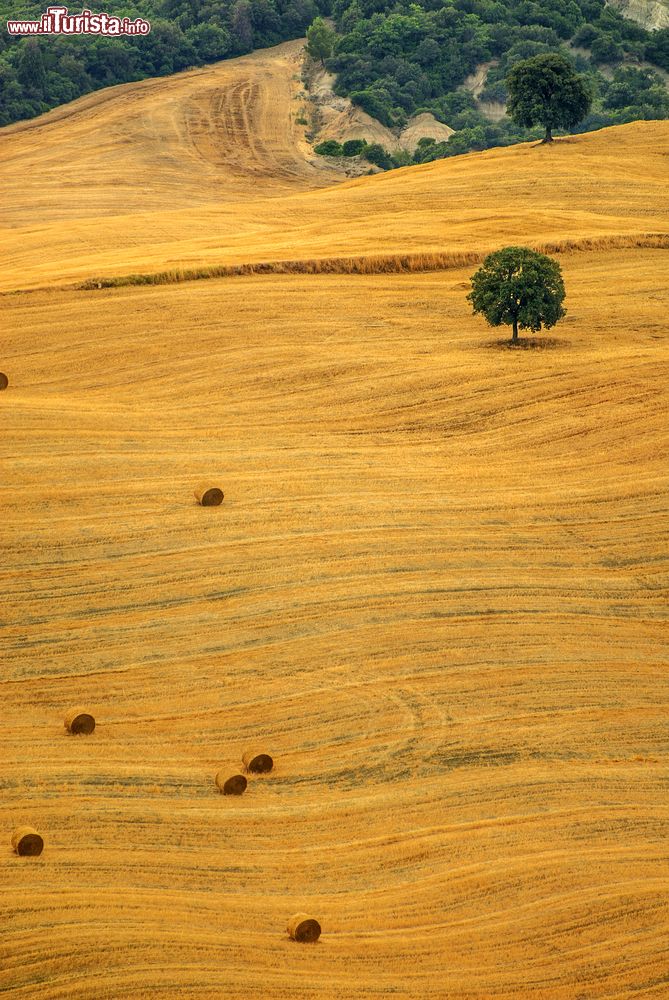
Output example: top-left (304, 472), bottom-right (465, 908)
top-left (468, 247), bottom-right (566, 343)
top-left (506, 54), bottom-right (592, 144)
top-left (306, 17), bottom-right (336, 66)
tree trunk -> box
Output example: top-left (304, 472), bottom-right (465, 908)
top-left (512, 317), bottom-right (518, 341)
top-left (543, 125), bottom-right (553, 143)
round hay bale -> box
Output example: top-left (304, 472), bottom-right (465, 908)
top-left (216, 772), bottom-right (248, 795)
top-left (287, 913), bottom-right (321, 943)
top-left (12, 826), bottom-right (44, 857)
top-left (0, 373), bottom-right (8, 390)
top-left (242, 751), bottom-right (273, 774)
top-left (194, 484), bottom-right (224, 506)
top-left (64, 709), bottom-right (95, 735)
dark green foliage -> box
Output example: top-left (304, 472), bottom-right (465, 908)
top-left (314, 138), bottom-right (344, 154)
top-left (342, 137), bottom-right (367, 154)
top-left (17, 40), bottom-right (47, 98)
top-left (187, 24), bottom-right (232, 62)
top-left (645, 28), bottom-right (669, 73)
top-left (603, 66), bottom-right (669, 116)
top-left (412, 116), bottom-right (541, 163)
top-left (316, 136), bottom-right (427, 169)
top-left (230, 0), bottom-right (254, 53)
top-left (468, 246), bottom-right (566, 341)
top-left (590, 33), bottom-right (623, 65)
top-left (349, 85), bottom-right (407, 129)
top-left (506, 53), bottom-right (592, 141)
top-left (306, 16), bottom-right (336, 63)
top-left (572, 23), bottom-right (598, 47)
top-left (331, 4), bottom-right (491, 127)
top-left (328, 0), bottom-right (667, 134)
top-left (362, 142), bottom-right (394, 168)
top-left (480, 78), bottom-right (507, 103)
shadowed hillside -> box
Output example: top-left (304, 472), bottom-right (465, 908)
top-left (1, 39), bottom-right (668, 1000)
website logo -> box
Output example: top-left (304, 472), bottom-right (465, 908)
top-left (7, 6), bottom-right (151, 35)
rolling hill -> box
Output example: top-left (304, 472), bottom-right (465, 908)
top-left (1, 46), bottom-right (668, 293)
top-left (1, 38), bottom-right (668, 1000)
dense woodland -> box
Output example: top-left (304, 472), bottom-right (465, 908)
top-left (2, 0), bottom-right (668, 163)
top-left (0, 0), bottom-right (327, 125)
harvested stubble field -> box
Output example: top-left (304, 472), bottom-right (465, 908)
top-left (1, 39), bottom-right (668, 1000)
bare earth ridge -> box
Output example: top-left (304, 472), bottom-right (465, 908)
top-left (1, 38), bottom-right (668, 1000)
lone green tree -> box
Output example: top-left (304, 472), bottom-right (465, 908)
top-left (506, 53), bottom-right (592, 143)
top-left (306, 17), bottom-right (336, 66)
top-left (468, 247), bottom-right (566, 342)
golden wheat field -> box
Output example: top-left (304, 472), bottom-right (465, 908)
top-left (1, 38), bottom-right (669, 1000)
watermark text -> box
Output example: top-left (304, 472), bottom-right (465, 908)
top-left (7, 6), bottom-right (151, 35)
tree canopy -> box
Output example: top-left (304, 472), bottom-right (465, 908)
top-left (468, 246), bottom-right (566, 341)
top-left (306, 16), bottom-right (336, 64)
top-left (506, 53), bottom-right (592, 142)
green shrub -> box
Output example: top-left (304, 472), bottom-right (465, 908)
top-left (590, 34), bottom-right (624, 65)
top-left (573, 24), bottom-right (598, 48)
top-left (362, 143), bottom-right (393, 169)
top-left (306, 17), bottom-right (336, 65)
top-left (603, 67), bottom-right (668, 113)
top-left (342, 138), bottom-right (368, 156)
top-left (645, 28), bottom-right (669, 72)
top-left (314, 139), bottom-right (344, 156)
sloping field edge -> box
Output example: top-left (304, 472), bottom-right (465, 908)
top-left (2, 233), bottom-right (667, 296)
top-left (75, 233), bottom-right (669, 290)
